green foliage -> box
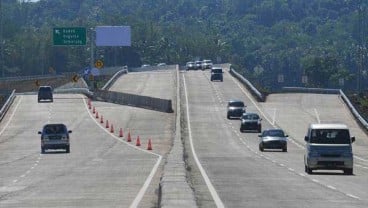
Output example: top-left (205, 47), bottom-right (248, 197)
top-left (0, 0), bottom-right (367, 91)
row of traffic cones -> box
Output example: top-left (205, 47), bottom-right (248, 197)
top-left (88, 98), bottom-right (153, 150)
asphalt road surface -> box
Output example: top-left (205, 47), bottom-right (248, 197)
top-left (2, 66), bottom-right (368, 208)
top-left (182, 68), bottom-right (368, 208)
top-left (0, 69), bottom-right (176, 207)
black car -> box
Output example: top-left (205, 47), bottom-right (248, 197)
top-left (38, 86), bottom-right (53, 102)
top-left (259, 129), bottom-right (288, 152)
top-left (227, 100), bottom-right (246, 119)
top-left (240, 113), bottom-right (262, 132)
top-left (210, 67), bottom-right (223, 81)
top-left (38, 123), bottom-right (72, 153)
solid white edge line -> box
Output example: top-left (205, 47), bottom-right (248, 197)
top-left (183, 74), bottom-right (225, 208)
top-left (314, 108), bottom-right (320, 124)
top-left (82, 95), bottom-right (162, 208)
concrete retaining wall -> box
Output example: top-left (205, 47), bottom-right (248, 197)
top-left (93, 90), bottom-right (173, 113)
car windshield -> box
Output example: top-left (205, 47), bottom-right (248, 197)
top-left (229, 102), bottom-right (244, 107)
top-left (310, 129), bottom-right (351, 144)
top-left (242, 114), bottom-right (259, 120)
top-left (264, 130), bottom-right (285, 137)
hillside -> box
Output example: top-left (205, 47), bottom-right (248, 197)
top-left (0, 0), bottom-right (367, 92)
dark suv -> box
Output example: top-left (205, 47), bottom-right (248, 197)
top-left (38, 86), bottom-right (53, 102)
top-left (38, 123), bottom-right (72, 153)
top-left (210, 67), bottom-right (223, 81)
top-left (240, 113), bottom-right (262, 133)
top-left (227, 100), bottom-right (246, 119)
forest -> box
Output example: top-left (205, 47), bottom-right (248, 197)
top-left (0, 0), bottom-right (367, 92)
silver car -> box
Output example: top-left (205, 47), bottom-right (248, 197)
top-left (38, 123), bottom-right (72, 153)
top-left (304, 123), bottom-right (355, 175)
top-left (259, 129), bottom-right (288, 152)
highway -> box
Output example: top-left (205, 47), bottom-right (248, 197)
top-left (0, 69), bottom-right (175, 207)
top-left (182, 68), bottom-right (368, 207)
top-left (1, 66), bottom-right (368, 208)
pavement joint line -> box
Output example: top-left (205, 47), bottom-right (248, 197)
top-left (82, 95), bottom-right (162, 208)
top-left (183, 74), bottom-right (225, 208)
top-left (312, 179), bottom-right (320, 183)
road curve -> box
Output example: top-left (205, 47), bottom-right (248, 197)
top-left (0, 69), bottom-right (176, 207)
top-left (182, 68), bottom-right (368, 207)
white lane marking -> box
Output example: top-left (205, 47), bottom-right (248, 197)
top-left (327, 185), bottom-right (337, 190)
top-left (346, 194), bottom-right (360, 200)
top-left (183, 75), bottom-right (225, 208)
top-left (354, 155), bottom-right (368, 162)
top-left (314, 108), bottom-right (320, 124)
top-left (82, 96), bottom-right (162, 208)
top-left (312, 179), bottom-right (320, 183)
top-left (272, 108), bottom-right (277, 125)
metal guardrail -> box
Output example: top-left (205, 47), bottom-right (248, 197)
top-left (229, 66), bottom-right (265, 102)
top-left (228, 67), bottom-right (368, 130)
top-left (0, 74), bottom-right (66, 81)
top-left (281, 87), bottom-right (368, 129)
top-left (101, 68), bottom-right (128, 90)
top-left (0, 90), bottom-right (16, 122)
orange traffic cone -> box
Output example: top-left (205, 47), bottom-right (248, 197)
top-left (105, 120), bottom-right (109, 128)
top-left (95, 111), bottom-right (99, 119)
top-left (127, 132), bottom-right (132, 142)
top-left (92, 106), bottom-right (96, 113)
top-left (136, 136), bottom-right (141, 146)
top-left (119, 128), bottom-right (123, 137)
top-left (100, 115), bottom-right (104, 123)
top-left (110, 124), bottom-right (114, 133)
top-left (147, 139), bottom-right (152, 150)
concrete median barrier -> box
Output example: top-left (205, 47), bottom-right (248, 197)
top-left (93, 90), bottom-right (173, 113)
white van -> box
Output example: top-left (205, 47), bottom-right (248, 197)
top-left (304, 123), bottom-right (355, 175)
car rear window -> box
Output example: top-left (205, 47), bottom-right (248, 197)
top-left (212, 69), bottom-right (222, 73)
top-left (44, 124), bottom-right (66, 134)
top-left (242, 114), bottom-right (259, 120)
top-left (229, 102), bottom-right (244, 107)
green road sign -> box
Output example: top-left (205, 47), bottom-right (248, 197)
top-left (53, 27), bottom-right (86, 46)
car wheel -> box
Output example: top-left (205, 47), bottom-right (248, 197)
top-left (258, 125), bottom-right (262, 133)
top-left (305, 166), bottom-right (313, 174)
top-left (344, 168), bottom-right (353, 175)
top-left (282, 147), bottom-right (287, 152)
top-left (41, 148), bottom-right (45, 154)
top-left (259, 144), bottom-right (264, 152)
top-left (66, 146), bottom-right (70, 153)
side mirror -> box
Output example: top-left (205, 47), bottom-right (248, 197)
top-left (68, 130), bottom-right (72, 134)
top-left (304, 136), bottom-right (308, 142)
top-left (351, 136), bottom-right (355, 143)
top-left (38, 131), bottom-right (42, 134)
top-left (258, 135), bottom-right (262, 137)
top-left (285, 135), bottom-right (289, 137)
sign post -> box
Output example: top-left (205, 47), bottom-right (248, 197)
top-left (53, 27), bottom-right (86, 46)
